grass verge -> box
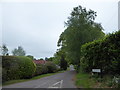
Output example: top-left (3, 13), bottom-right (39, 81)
top-left (75, 73), bottom-right (96, 88)
top-left (3, 70), bottom-right (65, 86)
top-left (75, 73), bottom-right (120, 88)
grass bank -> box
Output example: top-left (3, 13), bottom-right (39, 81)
top-left (3, 70), bottom-right (65, 86)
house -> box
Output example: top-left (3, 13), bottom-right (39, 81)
top-left (33, 59), bottom-right (47, 64)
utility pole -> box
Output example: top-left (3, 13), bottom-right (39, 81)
top-left (118, 1), bottom-right (120, 30)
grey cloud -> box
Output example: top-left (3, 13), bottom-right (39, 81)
top-left (2, 2), bottom-right (118, 58)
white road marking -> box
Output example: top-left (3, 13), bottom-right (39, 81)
top-left (48, 80), bottom-right (63, 88)
top-left (60, 80), bottom-right (63, 88)
top-left (34, 82), bottom-right (48, 88)
top-left (34, 75), bottom-right (63, 88)
top-left (49, 86), bottom-right (58, 88)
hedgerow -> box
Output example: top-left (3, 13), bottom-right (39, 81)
top-left (34, 64), bottom-right (48, 76)
top-left (2, 56), bottom-right (36, 82)
top-left (45, 62), bottom-right (58, 73)
top-left (80, 30), bottom-right (120, 75)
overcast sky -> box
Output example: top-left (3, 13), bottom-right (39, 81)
top-left (0, 0), bottom-right (119, 59)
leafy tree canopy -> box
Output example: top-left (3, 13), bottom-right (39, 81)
top-left (2, 44), bottom-right (9, 56)
top-left (12, 46), bottom-right (26, 56)
top-left (57, 5), bottom-right (105, 65)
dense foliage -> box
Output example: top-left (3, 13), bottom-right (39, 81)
top-left (60, 56), bottom-right (68, 70)
top-left (57, 5), bottom-right (105, 71)
top-left (53, 48), bottom-right (68, 70)
top-left (80, 31), bottom-right (120, 75)
top-left (27, 55), bottom-right (34, 60)
top-left (2, 56), bottom-right (36, 82)
top-left (34, 64), bottom-right (48, 76)
top-left (45, 62), bottom-right (58, 73)
top-left (2, 55), bottom-right (61, 83)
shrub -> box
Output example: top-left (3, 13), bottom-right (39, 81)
top-left (2, 56), bottom-right (36, 82)
top-left (80, 30), bottom-right (120, 75)
top-left (45, 62), bottom-right (58, 73)
top-left (42, 64), bottom-right (48, 74)
top-left (34, 64), bottom-right (48, 76)
top-left (34, 64), bottom-right (43, 76)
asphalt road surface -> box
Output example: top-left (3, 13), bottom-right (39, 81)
top-left (2, 70), bottom-right (76, 88)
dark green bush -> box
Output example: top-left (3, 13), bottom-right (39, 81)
top-left (80, 30), bottom-right (120, 75)
top-left (2, 56), bottom-right (36, 82)
top-left (45, 62), bottom-right (58, 73)
top-left (60, 58), bottom-right (68, 70)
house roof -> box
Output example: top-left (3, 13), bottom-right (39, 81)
top-left (33, 60), bottom-right (47, 64)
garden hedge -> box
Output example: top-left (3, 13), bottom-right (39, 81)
top-left (2, 56), bottom-right (36, 82)
top-left (34, 64), bottom-right (48, 76)
top-left (45, 62), bottom-right (58, 73)
top-left (80, 30), bottom-right (120, 75)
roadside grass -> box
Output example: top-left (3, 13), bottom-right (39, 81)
top-left (75, 73), bottom-right (120, 88)
top-left (3, 70), bottom-right (65, 86)
top-left (98, 75), bottom-right (119, 88)
top-left (75, 73), bottom-right (96, 88)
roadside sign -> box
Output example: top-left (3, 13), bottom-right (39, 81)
top-left (92, 69), bottom-right (101, 73)
top-left (70, 65), bottom-right (75, 71)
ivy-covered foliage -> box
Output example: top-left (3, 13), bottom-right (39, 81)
top-left (2, 56), bottom-right (36, 82)
top-left (80, 31), bottom-right (120, 75)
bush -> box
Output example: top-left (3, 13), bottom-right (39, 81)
top-left (80, 30), bottom-right (120, 75)
top-left (45, 62), bottom-right (58, 73)
top-left (42, 64), bottom-right (48, 74)
top-left (34, 62), bottom-right (59, 76)
top-left (34, 64), bottom-right (48, 76)
top-left (2, 56), bottom-right (36, 82)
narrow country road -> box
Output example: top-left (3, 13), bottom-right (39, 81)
top-left (2, 70), bottom-right (76, 89)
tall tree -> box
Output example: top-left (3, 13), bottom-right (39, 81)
top-left (57, 5), bottom-right (105, 69)
top-left (54, 48), bottom-right (68, 70)
top-left (12, 46), bottom-right (26, 56)
top-left (45, 57), bottom-right (48, 61)
top-left (2, 44), bottom-right (8, 56)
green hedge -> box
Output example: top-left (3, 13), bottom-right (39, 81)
top-left (42, 64), bottom-right (49, 74)
top-left (45, 62), bottom-right (58, 73)
top-left (80, 31), bottom-right (120, 75)
top-left (34, 64), bottom-right (48, 76)
top-left (34, 62), bottom-right (58, 76)
top-left (2, 56), bottom-right (36, 82)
